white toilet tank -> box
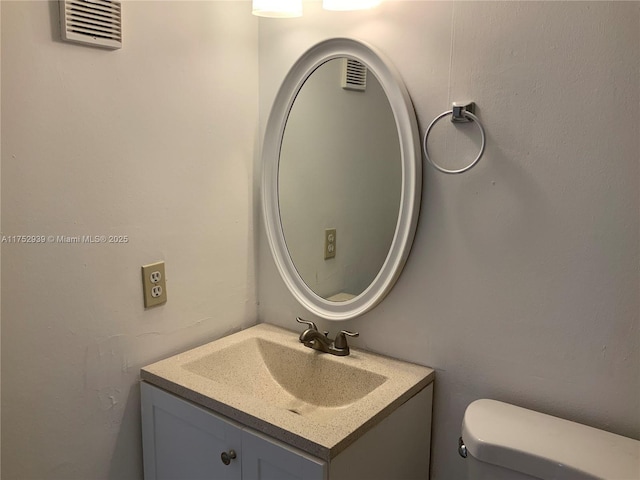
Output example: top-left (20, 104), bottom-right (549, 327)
top-left (460, 399), bottom-right (640, 480)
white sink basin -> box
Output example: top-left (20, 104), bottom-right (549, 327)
top-left (141, 323), bottom-right (434, 460)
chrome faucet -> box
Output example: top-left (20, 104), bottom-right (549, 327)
top-left (296, 317), bottom-right (359, 357)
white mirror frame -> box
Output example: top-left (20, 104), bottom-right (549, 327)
top-left (262, 38), bottom-right (422, 321)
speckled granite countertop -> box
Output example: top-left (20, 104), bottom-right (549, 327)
top-left (140, 323), bottom-right (434, 461)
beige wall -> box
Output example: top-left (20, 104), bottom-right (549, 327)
top-left (257, 2), bottom-right (640, 479)
top-left (1, 1), bottom-right (257, 478)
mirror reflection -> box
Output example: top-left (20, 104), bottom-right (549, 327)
top-left (278, 58), bottom-right (402, 301)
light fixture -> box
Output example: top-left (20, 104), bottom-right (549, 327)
top-left (322, 0), bottom-right (382, 11)
top-left (252, 0), bottom-right (303, 17)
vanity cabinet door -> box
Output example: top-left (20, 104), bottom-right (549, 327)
top-left (141, 382), bottom-right (242, 480)
top-left (241, 429), bottom-right (327, 480)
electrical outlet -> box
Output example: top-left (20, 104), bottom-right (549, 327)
top-left (142, 261), bottom-right (167, 308)
top-left (324, 228), bottom-right (336, 260)
top-left (150, 271), bottom-right (161, 283)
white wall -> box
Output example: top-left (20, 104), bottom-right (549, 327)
top-left (1, 1), bottom-right (257, 478)
top-left (257, 2), bottom-right (640, 479)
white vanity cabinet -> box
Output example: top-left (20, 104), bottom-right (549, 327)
top-left (140, 325), bottom-right (435, 480)
top-left (141, 382), bottom-right (327, 480)
top-left (141, 380), bottom-right (433, 480)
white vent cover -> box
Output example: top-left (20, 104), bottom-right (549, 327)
top-left (341, 58), bottom-right (367, 91)
top-left (59, 0), bottom-right (122, 49)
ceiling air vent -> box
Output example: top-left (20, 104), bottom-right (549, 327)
top-left (59, 0), bottom-right (122, 49)
top-left (341, 58), bottom-right (367, 92)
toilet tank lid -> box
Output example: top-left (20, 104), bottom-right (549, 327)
top-left (462, 399), bottom-right (640, 480)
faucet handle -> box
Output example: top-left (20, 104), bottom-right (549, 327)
top-left (334, 330), bottom-right (359, 349)
top-left (296, 317), bottom-right (318, 331)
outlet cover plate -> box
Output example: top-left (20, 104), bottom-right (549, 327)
top-left (142, 261), bottom-right (167, 308)
top-left (324, 228), bottom-right (336, 260)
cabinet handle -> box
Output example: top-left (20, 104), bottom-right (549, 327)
top-left (220, 449), bottom-right (237, 466)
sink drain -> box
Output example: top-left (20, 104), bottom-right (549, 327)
top-left (288, 408), bottom-right (301, 415)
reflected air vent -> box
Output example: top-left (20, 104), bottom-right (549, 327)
top-left (59, 0), bottom-right (122, 49)
top-left (341, 58), bottom-right (367, 91)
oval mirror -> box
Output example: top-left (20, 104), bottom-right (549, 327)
top-left (262, 38), bottom-right (421, 321)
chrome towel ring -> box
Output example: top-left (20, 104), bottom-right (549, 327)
top-left (423, 102), bottom-right (486, 175)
